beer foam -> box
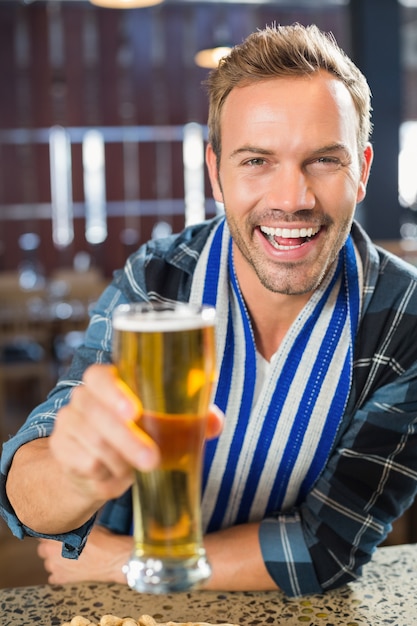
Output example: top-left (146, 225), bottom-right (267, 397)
top-left (113, 305), bottom-right (215, 332)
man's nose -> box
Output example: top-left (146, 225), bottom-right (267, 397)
top-left (265, 165), bottom-right (315, 212)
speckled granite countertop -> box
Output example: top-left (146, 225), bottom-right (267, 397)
top-left (1, 544), bottom-right (416, 625)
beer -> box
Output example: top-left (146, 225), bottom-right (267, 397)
top-left (112, 302), bottom-right (216, 592)
top-left (132, 413), bottom-right (206, 560)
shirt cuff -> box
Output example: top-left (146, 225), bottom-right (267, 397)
top-left (259, 511), bottom-right (321, 597)
top-left (1, 430), bottom-right (96, 559)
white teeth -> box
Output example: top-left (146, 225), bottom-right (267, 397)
top-left (260, 225), bottom-right (320, 239)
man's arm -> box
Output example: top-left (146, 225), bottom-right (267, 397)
top-left (36, 520), bottom-right (278, 589)
top-left (295, 365), bottom-right (417, 593)
top-left (5, 365), bottom-right (159, 536)
top-left (7, 438), bottom-right (103, 535)
top-left (204, 523), bottom-right (277, 591)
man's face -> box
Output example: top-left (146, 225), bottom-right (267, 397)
top-left (206, 71), bottom-right (373, 296)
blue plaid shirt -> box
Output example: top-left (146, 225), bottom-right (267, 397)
top-left (1, 218), bottom-right (417, 596)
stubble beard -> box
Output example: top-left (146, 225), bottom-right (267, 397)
top-left (226, 210), bottom-right (352, 297)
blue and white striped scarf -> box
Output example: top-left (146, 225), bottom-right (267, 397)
top-left (190, 217), bottom-right (362, 534)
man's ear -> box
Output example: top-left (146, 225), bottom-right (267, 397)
top-left (356, 143), bottom-right (374, 204)
top-left (206, 143), bottom-right (224, 203)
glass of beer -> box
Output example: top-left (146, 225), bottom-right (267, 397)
top-left (112, 302), bottom-right (217, 594)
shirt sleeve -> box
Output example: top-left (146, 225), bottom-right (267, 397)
top-left (259, 359), bottom-right (417, 596)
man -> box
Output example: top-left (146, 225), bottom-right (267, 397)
top-left (1, 23), bottom-right (417, 598)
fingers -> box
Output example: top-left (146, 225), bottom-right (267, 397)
top-left (82, 364), bottom-right (140, 422)
top-left (37, 539), bottom-right (76, 584)
top-left (81, 365), bottom-right (160, 468)
top-left (37, 538), bottom-right (60, 580)
top-left (49, 364), bottom-right (160, 502)
top-left (206, 405), bottom-right (224, 440)
top-left (70, 379), bottom-right (158, 471)
top-left (49, 363), bottom-right (223, 505)
top-left (37, 538), bottom-right (50, 560)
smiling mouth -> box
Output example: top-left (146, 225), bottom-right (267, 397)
top-left (259, 225), bottom-right (321, 250)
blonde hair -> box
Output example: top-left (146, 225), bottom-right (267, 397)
top-left (205, 23), bottom-right (372, 162)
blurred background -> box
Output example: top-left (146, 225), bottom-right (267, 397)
top-left (1, 0), bottom-right (417, 586)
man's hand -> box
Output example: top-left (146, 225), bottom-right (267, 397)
top-left (6, 363), bottom-right (223, 535)
top-left (37, 525), bottom-right (132, 584)
top-left (48, 364), bottom-right (160, 505)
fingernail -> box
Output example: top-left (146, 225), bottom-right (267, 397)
top-left (115, 380), bottom-right (141, 418)
top-left (137, 447), bottom-right (159, 471)
top-left (117, 397), bottom-right (135, 417)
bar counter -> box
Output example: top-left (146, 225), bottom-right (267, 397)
top-left (1, 544), bottom-right (416, 625)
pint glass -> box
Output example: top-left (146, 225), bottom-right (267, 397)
top-left (112, 302), bottom-right (217, 593)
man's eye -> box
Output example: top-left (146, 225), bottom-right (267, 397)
top-left (245, 158), bottom-right (266, 167)
top-left (307, 157), bottom-right (342, 174)
top-left (318, 156), bottom-right (341, 165)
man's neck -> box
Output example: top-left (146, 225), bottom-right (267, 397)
top-left (233, 249), bottom-right (312, 362)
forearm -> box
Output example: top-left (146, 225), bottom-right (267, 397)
top-left (6, 439), bottom-right (105, 535)
top-left (203, 523), bottom-right (277, 591)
